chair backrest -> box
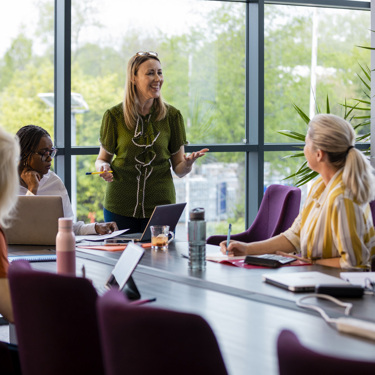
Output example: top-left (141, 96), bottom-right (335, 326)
top-left (246, 184), bottom-right (301, 242)
top-left (369, 200), bottom-right (375, 225)
top-left (97, 289), bottom-right (228, 375)
top-left (0, 341), bottom-right (21, 375)
top-left (277, 329), bottom-right (375, 375)
top-left (8, 260), bottom-right (104, 375)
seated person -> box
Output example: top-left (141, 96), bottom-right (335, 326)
top-left (221, 114), bottom-right (375, 269)
top-left (0, 126), bottom-right (20, 323)
top-left (16, 125), bottom-right (118, 236)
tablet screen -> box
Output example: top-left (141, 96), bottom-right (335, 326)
top-left (111, 243), bottom-right (144, 290)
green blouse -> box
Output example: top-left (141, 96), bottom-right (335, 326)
top-left (99, 102), bottom-right (187, 218)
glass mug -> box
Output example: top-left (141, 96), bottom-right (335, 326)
top-left (150, 225), bottom-right (174, 251)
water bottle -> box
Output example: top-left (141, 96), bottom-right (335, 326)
top-left (188, 208), bottom-right (206, 270)
top-left (56, 218), bottom-right (76, 276)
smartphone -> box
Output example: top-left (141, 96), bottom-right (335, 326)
top-left (244, 254), bottom-right (296, 268)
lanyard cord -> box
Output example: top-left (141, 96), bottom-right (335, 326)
top-left (296, 294), bottom-right (353, 324)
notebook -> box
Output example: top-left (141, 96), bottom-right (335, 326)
top-left (4, 196), bottom-right (64, 246)
top-left (120, 203), bottom-right (186, 242)
top-left (97, 242), bottom-right (145, 299)
top-left (262, 271), bottom-right (350, 292)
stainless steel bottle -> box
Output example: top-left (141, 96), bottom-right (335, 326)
top-left (188, 208), bottom-right (206, 270)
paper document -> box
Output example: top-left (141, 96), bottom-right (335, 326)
top-left (75, 229), bottom-right (129, 243)
top-left (340, 272), bottom-right (375, 287)
top-left (206, 252), bottom-right (246, 262)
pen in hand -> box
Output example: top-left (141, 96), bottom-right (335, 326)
top-left (86, 171), bottom-right (113, 175)
top-left (226, 223), bottom-right (231, 256)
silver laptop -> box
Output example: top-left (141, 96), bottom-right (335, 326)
top-left (262, 271), bottom-right (350, 292)
top-left (4, 196), bottom-right (64, 246)
top-left (120, 203), bottom-right (186, 242)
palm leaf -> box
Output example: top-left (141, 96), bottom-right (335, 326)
top-left (277, 130), bottom-right (306, 142)
top-left (292, 103), bottom-right (310, 124)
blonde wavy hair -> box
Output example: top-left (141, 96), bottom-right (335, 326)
top-left (309, 113), bottom-right (375, 204)
top-left (0, 127), bottom-right (20, 228)
top-left (123, 54), bottom-right (167, 130)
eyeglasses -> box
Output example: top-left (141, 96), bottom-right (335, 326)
top-left (135, 51), bottom-right (158, 57)
top-left (35, 148), bottom-right (58, 161)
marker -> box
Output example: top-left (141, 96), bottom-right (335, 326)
top-left (86, 171), bottom-right (113, 175)
top-left (129, 298), bottom-right (157, 306)
top-left (226, 223), bottom-right (231, 256)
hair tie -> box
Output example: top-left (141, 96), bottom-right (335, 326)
top-left (347, 145), bottom-right (354, 153)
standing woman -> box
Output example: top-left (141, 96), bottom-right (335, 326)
top-left (96, 51), bottom-right (208, 232)
top-left (221, 114), bottom-right (375, 269)
top-left (0, 127), bottom-right (20, 323)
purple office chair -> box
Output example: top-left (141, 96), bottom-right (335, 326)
top-left (0, 341), bottom-right (21, 375)
top-left (97, 289), bottom-right (228, 375)
top-left (207, 184), bottom-right (301, 245)
top-left (8, 260), bottom-right (104, 375)
top-left (369, 200), bottom-right (375, 224)
top-left (277, 329), bottom-right (375, 375)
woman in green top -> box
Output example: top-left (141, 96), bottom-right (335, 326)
top-left (96, 51), bottom-right (208, 233)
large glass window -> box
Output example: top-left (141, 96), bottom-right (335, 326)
top-left (0, 1), bottom-right (54, 138)
top-left (71, 0), bottom-right (246, 147)
top-left (264, 6), bottom-right (371, 143)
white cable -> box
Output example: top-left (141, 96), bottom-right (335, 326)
top-left (297, 294), bottom-right (375, 341)
top-left (296, 294), bottom-right (353, 323)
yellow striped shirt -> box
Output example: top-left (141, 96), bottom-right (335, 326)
top-left (283, 169), bottom-right (375, 269)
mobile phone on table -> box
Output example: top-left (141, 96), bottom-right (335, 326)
top-left (244, 254), bottom-right (296, 268)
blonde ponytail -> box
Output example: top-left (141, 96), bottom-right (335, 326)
top-left (309, 114), bottom-right (375, 204)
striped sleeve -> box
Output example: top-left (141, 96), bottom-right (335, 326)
top-left (332, 197), bottom-right (371, 269)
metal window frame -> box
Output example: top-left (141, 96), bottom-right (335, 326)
top-left (54, 0), bottom-right (370, 228)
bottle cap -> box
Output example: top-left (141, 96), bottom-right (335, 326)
top-left (189, 207), bottom-right (205, 221)
top-left (58, 218), bottom-right (73, 229)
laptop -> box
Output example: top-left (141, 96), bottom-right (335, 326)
top-left (262, 271), bottom-right (350, 292)
top-left (97, 242), bottom-right (145, 300)
top-left (4, 196), bottom-right (64, 246)
top-left (119, 203), bottom-right (186, 242)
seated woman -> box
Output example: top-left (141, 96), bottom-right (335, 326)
top-left (221, 114), bottom-right (375, 269)
top-left (0, 126), bottom-right (19, 322)
top-left (17, 125), bottom-right (118, 236)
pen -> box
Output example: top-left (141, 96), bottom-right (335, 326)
top-left (85, 171), bottom-right (113, 175)
top-left (226, 223), bottom-right (231, 256)
top-left (81, 264), bottom-right (86, 278)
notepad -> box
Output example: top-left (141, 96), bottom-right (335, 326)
top-left (8, 255), bottom-right (57, 263)
top-left (340, 272), bottom-right (375, 287)
top-left (77, 243), bottom-right (152, 252)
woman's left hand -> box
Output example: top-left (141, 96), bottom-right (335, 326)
top-left (183, 148), bottom-right (209, 167)
top-left (95, 221), bottom-right (118, 235)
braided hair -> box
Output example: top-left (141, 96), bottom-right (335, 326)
top-left (16, 125), bottom-right (50, 173)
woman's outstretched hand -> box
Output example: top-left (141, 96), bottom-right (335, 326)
top-left (183, 148), bottom-right (209, 167)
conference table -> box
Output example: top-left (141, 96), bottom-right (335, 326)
top-left (8, 240), bottom-right (375, 375)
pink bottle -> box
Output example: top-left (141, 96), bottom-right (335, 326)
top-left (56, 218), bottom-right (76, 276)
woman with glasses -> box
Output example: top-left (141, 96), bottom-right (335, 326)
top-left (96, 51), bottom-right (208, 233)
top-left (221, 114), bottom-right (375, 269)
top-left (17, 125), bottom-right (118, 236)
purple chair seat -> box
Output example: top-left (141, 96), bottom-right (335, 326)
top-left (207, 184), bottom-right (301, 245)
top-left (8, 260), bottom-right (104, 375)
top-left (97, 289), bottom-right (228, 375)
top-left (278, 329), bottom-right (375, 375)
